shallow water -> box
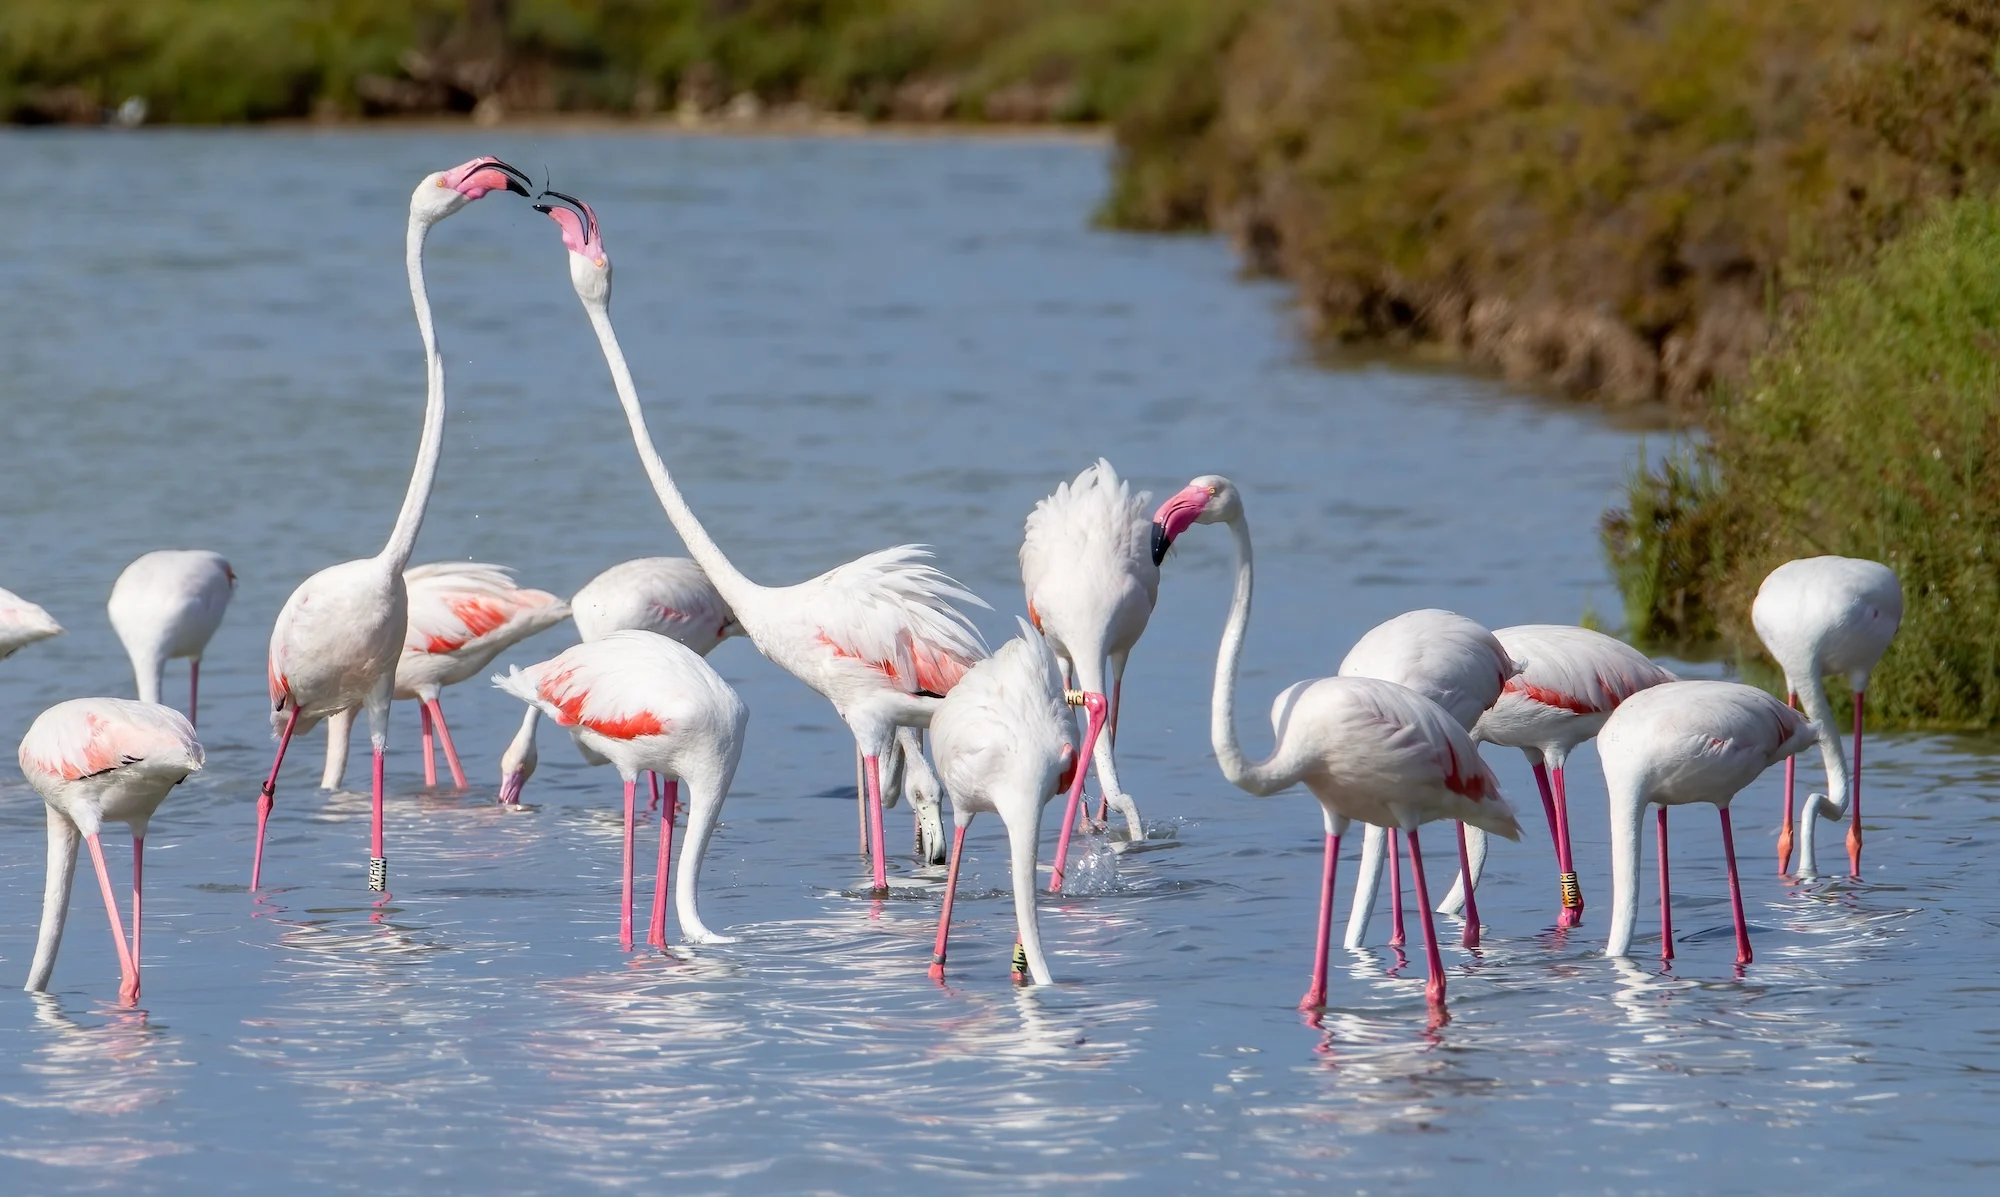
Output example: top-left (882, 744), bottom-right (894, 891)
top-left (0, 130), bottom-right (1994, 1194)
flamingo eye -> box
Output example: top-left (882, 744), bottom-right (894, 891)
top-left (1207, 485), bottom-right (1217, 496)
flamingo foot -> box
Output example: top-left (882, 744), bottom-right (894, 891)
top-left (1847, 825), bottom-right (1863, 879)
top-left (1298, 987), bottom-right (1326, 1012)
top-left (119, 975), bottom-right (140, 1007)
top-left (1777, 820), bottom-right (1795, 877)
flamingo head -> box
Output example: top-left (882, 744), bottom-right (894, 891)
top-left (533, 189), bottom-right (611, 304)
top-left (498, 711), bottom-right (539, 805)
top-left (412, 157), bottom-right (531, 224)
top-left (1149, 474), bottom-right (1240, 564)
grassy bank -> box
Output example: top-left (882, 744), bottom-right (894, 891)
top-left (1604, 193), bottom-right (2000, 727)
top-left (0, 1), bottom-right (1227, 125)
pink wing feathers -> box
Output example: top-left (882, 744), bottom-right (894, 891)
top-left (19, 698), bottom-right (202, 784)
top-left (493, 632), bottom-right (713, 743)
top-left (404, 563), bottom-right (569, 656)
top-left (798, 545), bottom-right (988, 696)
top-left (1492, 624), bottom-right (1676, 716)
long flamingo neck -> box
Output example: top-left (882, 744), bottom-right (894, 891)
top-left (381, 212), bottom-right (445, 572)
top-left (1210, 515), bottom-right (1289, 796)
top-left (1792, 672), bottom-right (1851, 818)
top-left (26, 807), bottom-right (81, 993)
top-left (581, 298), bottom-right (758, 611)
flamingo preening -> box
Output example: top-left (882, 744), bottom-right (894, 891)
top-left (927, 620), bottom-right (1107, 985)
top-left (314, 562), bottom-right (569, 792)
top-left (533, 189), bottom-right (986, 895)
top-left (0, 588), bottom-right (63, 660)
top-left (1335, 609), bottom-right (1517, 951)
top-left (255, 156), bottom-right (530, 892)
top-left (496, 629), bottom-right (747, 949)
top-left (1751, 556), bottom-right (1903, 877)
top-left (1157, 475), bottom-right (1521, 1013)
top-left (107, 549), bottom-right (235, 727)
top-left (21, 698), bottom-right (203, 1005)
top-left (1020, 459), bottom-right (1159, 843)
top-left (1599, 680), bottom-right (1818, 964)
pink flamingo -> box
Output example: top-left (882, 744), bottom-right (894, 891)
top-left (0, 588), bottom-right (62, 660)
top-left (1600, 680), bottom-right (1818, 963)
top-left (255, 156), bottom-right (530, 892)
top-left (927, 620), bottom-right (1107, 985)
top-left (1445, 624), bottom-right (1677, 927)
top-left (1155, 475), bottom-right (1521, 1011)
top-left (107, 550), bottom-right (236, 727)
top-left (1020, 459), bottom-right (1158, 844)
top-left (533, 189), bottom-right (986, 895)
top-left (1751, 556), bottom-right (1902, 877)
top-left (319, 562), bottom-right (569, 792)
top-left (498, 556), bottom-right (736, 805)
top-left (21, 698), bottom-right (203, 1005)
top-left (496, 629), bottom-right (746, 949)
top-left (1335, 610), bottom-right (1517, 951)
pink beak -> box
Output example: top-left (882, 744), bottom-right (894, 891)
top-left (498, 770), bottom-right (527, 805)
top-left (1149, 484), bottom-right (1211, 565)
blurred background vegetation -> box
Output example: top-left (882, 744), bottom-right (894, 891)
top-left (9, 0), bottom-right (2000, 722)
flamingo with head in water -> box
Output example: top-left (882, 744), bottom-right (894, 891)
top-left (1600, 680), bottom-right (1818, 964)
top-left (1751, 556), bottom-right (1902, 877)
top-left (254, 156), bottom-right (530, 893)
top-left (531, 188), bottom-right (986, 896)
top-left (927, 620), bottom-right (1107, 985)
top-left (1152, 474), bottom-right (1522, 1014)
top-left (107, 549), bottom-right (235, 727)
top-left (21, 698), bottom-right (203, 1006)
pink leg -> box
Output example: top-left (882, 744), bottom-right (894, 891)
top-left (1403, 827), bottom-right (1447, 1008)
top-left (253, 705), bottom-right (301, 890)
top-left (1779, 690), bottom-right (1798, 874)
top-left (419, 704), bottom-right (437, 788)
top-left (1657, 806), bottom-right (1673, 962)
top-left (84, 834), bottom-right (138, 1006)
top-left (864, 754), bottom-right (889, 893)
top-left (188, 660), bottom-right (200, 730)
top-left (1553, 764), bottom-right (1583, 927)
top-left (1048, 693), bottom-right (1108, 893)
top-left (1455, 823), bottom-right (1481, 948)
top-left (620, 778), bottom-right (637, 951)
top-left (1719, 805), bottom-right (1752, 965)
top-left (131, 836), bottom-right (144, 987)
top-left (928, 825), bottom-right (969, 980)
top-left (1529, 761), bottom-right (1561, 850)
top-left (649, 772), bottom-right (662, 813)
top-left (369, 746), bottom-right (387, 892)
top-left (425, 698), bottom-right (468, 789)
top-left (1387, 829), bottom-right (1406, 947)
top-left (1848, 691), bottom-right (1865, 877)
top-left (649, 779), bottom-right (678, 948)
top-left (1300, 830), bottom-right (1342, 1010)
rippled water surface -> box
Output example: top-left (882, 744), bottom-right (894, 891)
top-left (1, 130), bottom-right (1996, 1194)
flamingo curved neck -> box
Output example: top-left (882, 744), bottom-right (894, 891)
top-left (1792, 672), bottom-right (1851, 820)
top-left (380, 213), bottom-right (446, 572)
top-left (25, 807), bottom-right (80, 993)
top-left (580, 298), bottom-right (757, 611)
top-left (1209, 515), bottom-right (1292, 797)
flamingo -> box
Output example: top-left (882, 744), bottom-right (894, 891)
top-left (1600, 680), bottom-right (1818, 963)
top-left (0, 587), bottom-right (63, 660)
top-left (320, 562), bottom-right (569, 792)
top-left (497, 556), bottom-right (734, 805)
top-left (532, 189), bottom-right (986, 895)
top-left (1156, 474), bottom-right (1521, 1011)
top-left (495, 629), bottom-right (747, 948)
top-left (1751, 556), bottom-right (1903, 877)
top-left (927, 620), bottom-right (1107, 985)
top-left (106, 550), bottom-right (235, 727)
top-left (254, 156), bottom-right (530, 892)
top-left (1020, 459), bottom-right (1158, 844)
top-left (20, 698), bottom-right (203, 1005)
top-left (1444, 624), bottom-right (1677, 927)
top-left (1334, 610), bottom-right (1518, 951)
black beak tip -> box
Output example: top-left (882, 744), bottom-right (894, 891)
top-left (531, 203), bottom-right (552, 215)
top-left (1150, 521), bottom-right (1171, 567)
top-left (504, 178), bottom-right (531, 196)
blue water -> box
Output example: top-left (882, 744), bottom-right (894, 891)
top-left (0, 130), bottom-right (1994, 1194)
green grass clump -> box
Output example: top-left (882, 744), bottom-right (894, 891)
top-left (1605, 192), bottom-right (2000, 726)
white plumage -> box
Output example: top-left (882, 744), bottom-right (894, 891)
top-left (107, 549), bottom-right (236, 723)
top-left (0, 587), bottom-right (63, 661)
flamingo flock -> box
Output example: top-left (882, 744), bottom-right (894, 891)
top-left (5, 157), bottom-right (1908, 1024)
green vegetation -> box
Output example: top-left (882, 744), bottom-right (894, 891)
top-left (1605, 194), bottom-right (2000, 726)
